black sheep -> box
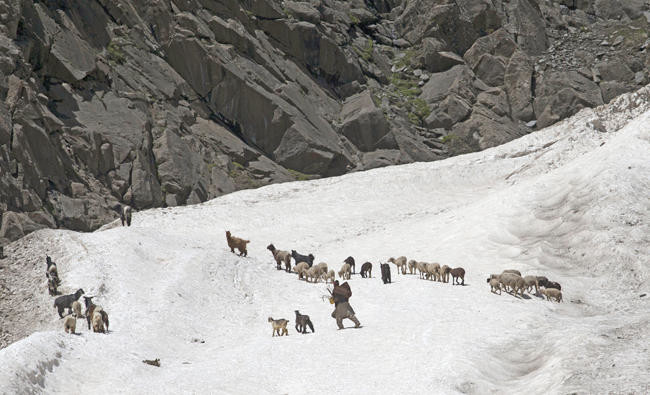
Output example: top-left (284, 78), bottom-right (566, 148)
top-left (360, 262), bottom-right (372, 278)
top-left (380, 263), bottom-right (391, 284)
top-left (291, 250), bottom-right (314, 267)
top-left (53, 289), bottom-right (85, 318)
top-left (344, 256), bottom-right (356, 274)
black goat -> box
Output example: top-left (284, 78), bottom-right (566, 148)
top-left (291, 250), bottom-right (314, 267)
top-left (294, 310), bottom-right (314, 334)
top-left (54, 289), bottom-right (85, 318)
top-left (380, 263), bottom-right (391, 284)
top-left (83, 296), bottom-right (109, 332)
top-left (360, 262), bottom-right (372, 278)
top-left (344, 256), bottom-right (356, 274)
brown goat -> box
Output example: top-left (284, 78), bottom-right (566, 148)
top-left (450, 267), bottom-right (465, 285)
top-left (226, 231), bottom-right (250, 256)
top-left (267, 244), bottom-right (292, 271)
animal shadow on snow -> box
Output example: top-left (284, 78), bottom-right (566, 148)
top-left (508, 293), bottom-right (532, 300)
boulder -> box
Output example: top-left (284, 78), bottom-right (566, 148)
top-left (420, 65), bottom-right (468, 103)
top-left (349, 8), bottom-right (378, 26)
top-left (423, 50), bottom-right (465, 73)
top-left (0, 102), bottom-right (11, 146)
top-left (284, 2), bottom-right (321, 24)
top-left (533, 71), bottom-right (603, 128)
top-left (463, 28), bottom-right (516, 70)
top-left (450, 104), bottom-right (524, 153)
top-left (0, 212), bottom-right (27, 241)
top-left (153, 129), bottom-right (203, 202)
top-left (599, 81), bottom-right (631, 103)
top-left (595, 61), bottom-right (634, 83)
top-left (504, 50), bottom-right (535, 121)
top-left (473, 54), bottom-right (507, 86)
top-left (11, 122), bottom-right (68, 198)
top-left (507, 0), bottom-right (548, 55)
top-left (249, 0), bottom-right (284, 19)
top-left (593, 0), bottom-right (628, 20)
top-left (339, 91), bottom-right (395, 152)
top-left (395, 1), bottom-right (477, 53)
top-left (476, 88), bottom-right (510, 118)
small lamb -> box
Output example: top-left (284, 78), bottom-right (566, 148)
top-left (487, 278), bottom-right (501, 294)
top-left (540, 288), bottom-right (562, 302)
top-left (92, 309), bottom-right (106, 333)
top-left (305, 266), bottom-right (321, 283)
top-left (323, 269), bottom-right (336, 283)
top-left (343, 256), bottom-right (356, 274)
top-left (268, 317), bottom-right (289, 337)
top-left (64, 316), bottom-right (76, 334)
top-left (292, 262), bottom-right (309, 279)
top-left (72, 301), bottom-right (82, 318)
top-left (338, 263), bottom-right (351, 280)
top-left (54, 289), bottom-right (85, 318)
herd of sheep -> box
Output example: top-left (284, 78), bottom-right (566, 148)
top-left (46, 256), bottom-right (110, 335)
top-left (42, 221), bottom-right (561, 338)
top-left (487, 270), bottom-right (563, 301)
top-left (45, 205), bottom-right (134, 336)
top-left (222, 227), bottom-right (566, 337)
top-left (226, 230), bottom-right (564, 304)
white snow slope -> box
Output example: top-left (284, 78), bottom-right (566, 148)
top-left (1, 87), bottom-right (649, 395)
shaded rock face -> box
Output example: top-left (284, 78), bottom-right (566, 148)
top-left (0, 0), bottom-right (648, 243)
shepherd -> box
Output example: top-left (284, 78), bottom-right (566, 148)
top-left (329, 280), bottom-right (361, 329)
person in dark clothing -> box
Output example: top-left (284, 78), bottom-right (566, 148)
top-left (331, 280), bottom-right (361, 329)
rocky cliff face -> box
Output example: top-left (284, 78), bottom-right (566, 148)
top-left (0, 0), bottom-right (648, 244)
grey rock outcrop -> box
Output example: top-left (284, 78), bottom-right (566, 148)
top-left (0, 0), bottom-right (647, 243)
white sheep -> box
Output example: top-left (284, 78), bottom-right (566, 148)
top-left (292, 262), bottom-right (309, 279)
top-left (540, 288), bottom-right (562, 302)
top-left (440, 265), bottom-right (451, 283)
top-left (523, 275), bottom-right (539, 295)
top-left (388, 256), bottom-right (407, 275)
top-left (315, 262), bottom-right (328, 276)
top-left (407, 260), bottom-right (417, 275)
top-left (72, 301), bottom-right (82, 318)
top-left (322, 269), bottom-right (335, 283)
top-left (502, 269), bottom-right (522, 277)
top-left (496, 273), bottom-right (524, 295)
top-left (338, 263), bottom-right (351, 280)
top-left (489, 278), bottom-right (501, 294)
top-left (64, 316), bottom-right (76, 334)
top-left (425, 262), bottom-right (440, 281)
top-left (92, 308), bottom-right (106, 333)
top-left (305, 266), bottom-right (321, 283)
top-left (416, 261), bottom-right (428, 279)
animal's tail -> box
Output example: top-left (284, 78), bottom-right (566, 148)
top-left (244, 240), bottom-right (250, 244)
top-left (307, 319), bottom-right (314, 333)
